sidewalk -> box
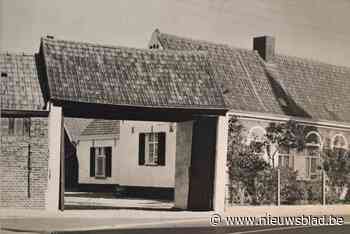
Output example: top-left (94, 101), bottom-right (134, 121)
top-left (0, 209), bottom-right (212, 233)
top-left (1, 205), bottom-right (349, 233)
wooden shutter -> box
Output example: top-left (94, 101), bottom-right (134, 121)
top-left (105, 147), bottom-right (112, 177)
top-left (90, 147), bottom-right (95, 177)
top-left (158, 132), bottom-right (166, 166)
top-left (139, 133), bottom-right (145, 165)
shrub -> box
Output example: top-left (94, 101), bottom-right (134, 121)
top-left (280, 168), bottom-right (305, 204)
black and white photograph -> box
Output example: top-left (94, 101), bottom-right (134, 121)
top-left (0, 0), bottom-right (350, 233)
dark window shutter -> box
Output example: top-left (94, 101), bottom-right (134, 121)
top-left (90, 147), bottom-right (95, 177)
top-left (158, 132), bottom-right (166, 166)
top-left (139, 133), bottom-right (145, 165)
top-left (105, 147), bottom-right (112, 177)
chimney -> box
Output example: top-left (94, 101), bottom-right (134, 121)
top-left (253, 36), bottom-right (275, 62)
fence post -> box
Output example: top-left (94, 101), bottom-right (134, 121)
top-left (277, 168), bottom-right (281, 206)
top-left (322, 169), bottom-right (326, 205)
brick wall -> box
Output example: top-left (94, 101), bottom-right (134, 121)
top-left (0, 117), bottom-right (49, 209)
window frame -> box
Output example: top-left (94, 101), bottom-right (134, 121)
top-left (305, 132), bottom-right (322, 179)
top-left (144, 132), bottom-right (159, 165)
top-left (248, 126), bottom-right (267, 158)
top-left (331, 134), bottom-right (348, 153)
top-left (278, 146), bottom-right (290, 168)
top-left (95, 147), bottom-right (106, 178)
top-left (138, 132), bottom-right (166, 167)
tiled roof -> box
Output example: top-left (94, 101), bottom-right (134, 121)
top-left (152, 30), bottom-right (284, 115)
top-left (153, 30), bottom-right (350, 123)
top-left (40, 38), bottom-right (227, 110)
top-left (270, 55), bottom-right (350, 122)
top-left (0, 53), bottom-right (45, 111)
top-left (80, 119), bottom-right (120, 138)
top-left (64, 117), bottom-right (93, 143)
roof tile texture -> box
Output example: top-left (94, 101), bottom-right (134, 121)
top-left (156, 31), bottom-right (350, 123)
top-left (41, 38), bottom-right (227, 110)
top-left (80, 119), bottom-right (120, 138)
top-left (0, 54), bottom-right (45, 111)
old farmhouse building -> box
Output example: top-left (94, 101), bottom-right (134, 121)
top-left (75, 119), bottom-right (176, 189)
top-left (148, 29), bottom-right (350, 205)
top-left (1, 29), bottom-right (350, 211)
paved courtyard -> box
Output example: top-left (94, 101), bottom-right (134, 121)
top-left (64, 192), bottom-right (174, 210)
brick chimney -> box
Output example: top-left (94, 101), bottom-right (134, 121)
top-left (253, 36), bottom-right (275, 62)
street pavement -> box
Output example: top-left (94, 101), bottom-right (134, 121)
top-left (1, 216), bottom-right (350, 234)
top-left (3, 222), bottom-right (349, 234)
top-left (1, 205), bottom-right (349, 234)
top-left (52, 224), bottom-right (350, 234)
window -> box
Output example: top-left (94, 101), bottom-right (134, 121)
top-left (96, 147), bottom-right (106, 177)
top-left (248, 126), bottom-right (266, 158)
top-left (146, 133), bottom-right (159, 164)
top-left (331, 134), bottom-right (348, 156)
top-left (278, 146), bottom-right (290, 168)
top-left (90, 147), bottom-right (112, 178)
top-left (305, 132), bottom-right (322, 179)
top-left (139, 132), bottom-right (166, 166)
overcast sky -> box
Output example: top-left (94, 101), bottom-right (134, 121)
top-left (1, 0), bottom-right (350, 67)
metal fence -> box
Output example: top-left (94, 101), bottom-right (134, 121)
top-left (225, 168), bottom-right (348, 207)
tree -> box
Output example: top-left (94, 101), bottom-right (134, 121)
top-left (226, 116), bottom-right (270, 205)
top-left (322, 147), bottom-right (350, 202)
top-left (264, 120), bottom-right (308, 168)
top-left (227, 117), bottom-right (308, 205)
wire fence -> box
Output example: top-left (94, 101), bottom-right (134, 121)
top-left (225, 167), bottom-right (348, 207)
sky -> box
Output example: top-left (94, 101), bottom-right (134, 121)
top-left (1, 0), bottom-right (350, 67)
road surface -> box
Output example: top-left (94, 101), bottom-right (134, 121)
top-left (52, 224), bottom-right (350, 234)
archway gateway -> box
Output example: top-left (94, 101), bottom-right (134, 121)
top-left (39, 37), bottom-right (229, 211)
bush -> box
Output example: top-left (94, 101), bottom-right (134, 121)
top-left (280, 168), bottom-right (305, 204)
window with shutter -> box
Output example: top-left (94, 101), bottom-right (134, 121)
top-left (90, 146), bottom-right (112, 178)
top-left (140, 132), bottom-right (166, 166)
